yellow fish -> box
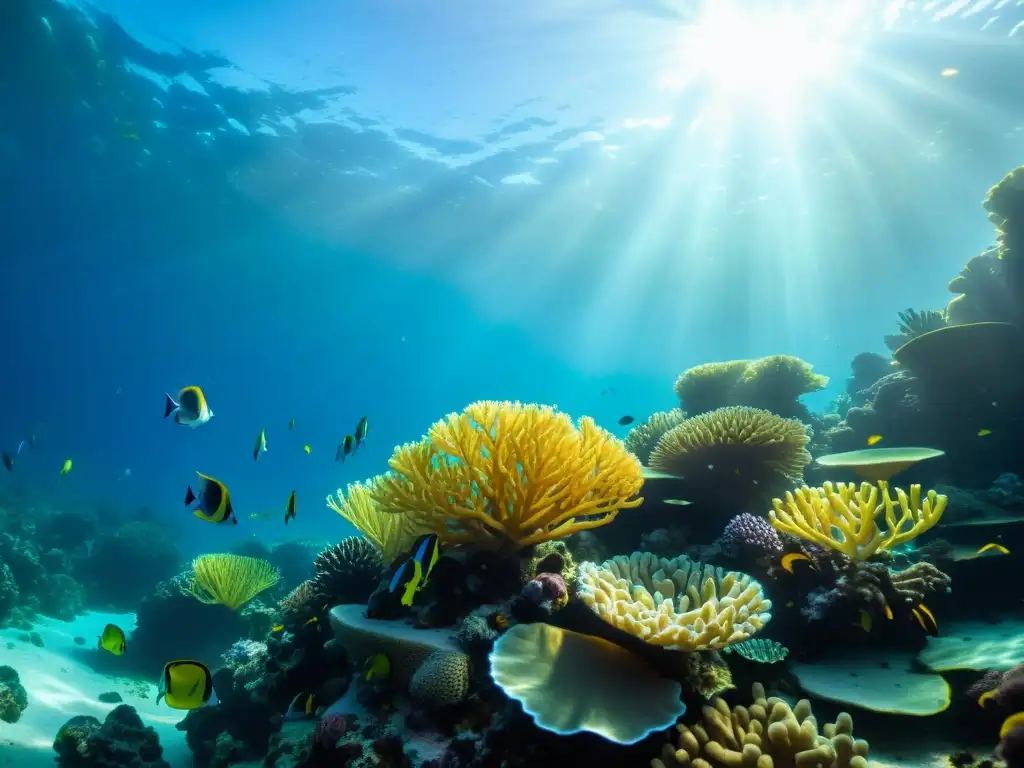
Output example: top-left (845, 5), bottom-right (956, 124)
top-left (780, 552), bottom-right (812, 574)
top-left (1001, 711), bottom-right (1024, 739)
top-left (185, 472), bottom-right (237, 525)
top-left (858, 609), bottom-right (872, 632)
top-left (60, 459), bottom-right (72, 475)
top-left (978, 689), bottom-right (999, 708)
top-left (303, 444), bottom-right (311, 455)
top-left (911, 603), bottom-right (939, 636)
top-left (389, 558), bottom-right (423, 607)
top-left (883, 602), bottom-right (893, 620)
top-left (977, 428), bottom-right (993, 437)
top-left (271, 624), bottom-right (284, 633)
top-left (284, 692), bottom-right (317, 721)
top-left (976, 542), bottom-right (1010, 556)
top-left (866, 434), bottom-right (883, 446)
top-left (98, 623), bottom-right (126, 655)
top-left (164, 386), bottom-right (214, 428)
top-left (303, 616), bottom-right (318, 626)
top-left (363, 653), bottom-right (391, 681)
top-left (157, 660), bottom-right (216, 710)
top-left (284, 490), bottom-right (297, 525)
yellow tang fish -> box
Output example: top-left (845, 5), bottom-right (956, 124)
top-left (976, 542), bottom-right (1010, 556)
top-left (60, 459), bottom-right (72, 476)
top-left (858, 609), bottom-right (872, 632)
top-left (157, 660), bottom-right (217, 710)
top-left (363, 653), bottom-right (391, 681)
top-left (866, 434), bottom-right (883, 446)
top-left (98, 623), bottom-right (126, 655)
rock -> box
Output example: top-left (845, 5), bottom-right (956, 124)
top-left (98, 691), bottom-right (123, 703)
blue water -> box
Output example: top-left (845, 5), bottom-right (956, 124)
top-left (2, 0), bottom-right (1023, 550)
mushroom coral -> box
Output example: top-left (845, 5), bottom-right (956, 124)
top-left (732, 354), bottom-right (829, 419)
top-left (370, 401), bottom-right (644, 549)
top-left (674, 361), bottom-right (750, 415)
top-left (578, 552), bottom-right (772, 651)
top-left (652, 682), bottom-right (870, 768)
top-left (490, 622), bottom-right (687, 745)
top-left (769, 481), bottom-right (947, 561)
top-left (649, 406), bottom-right (811, 487)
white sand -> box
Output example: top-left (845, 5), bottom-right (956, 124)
top-left (0, 611), bottom-right (191, 767)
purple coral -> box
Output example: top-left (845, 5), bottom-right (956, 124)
top-left (718, 513), bottom-right (783, 558)
top-left (313, 713), bottom-right (349, 751)
top-left (522, 573), bottom-right (568, 610)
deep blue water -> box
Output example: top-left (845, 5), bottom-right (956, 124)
top-left (2, 0), bottom-right (1024, 558)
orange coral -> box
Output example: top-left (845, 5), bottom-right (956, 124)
top-left (370, 401), bottom-right (644, 549)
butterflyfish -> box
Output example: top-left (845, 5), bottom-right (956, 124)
top-left (164, 386), bottom-right (214, 428)
top-left (185, 472), bottom-right (237, 524)
top-left (157, 660), bottom-right (217, 710)
top-left (60, 458), bottom-right (72, 475)
top-left (388, 558), bottom-right (422, 608)
top-left (910, 603), bottom-right (939, 636)
top-left (858, 610), bottom-right (872, 632)
top-left (780, 552), bottom-right (812, 574)
top-left (1, 453), bottom-right (12, 471)
top-left (254, 428), bottom-right (267, 461)
top-left (1001, 712), bottom-right (1024, 739)
top-left (976, 542), bottom-right (1010, 556)
top-left (284, 490), bottom-right (297, 525)
top-left (978, 429), bottom-right (993, 437)
top-left (303, 444), bottom-right (311, 455)
top-left (866, 434), bottom-right (883, 446)
top-left (284, 692), bottom-right (317, 721)
top-left (98, 623), bottom-right (126, 655)
top-left (978, 689), bottom-right (1000, 708)
top-left (354, 416), bottom-right (369, 448)
top-left (336, 435), bottom-right (354, 463)
top-left (409, 533), bottom-right (441, 590)
top-left (883, 601), bottom-right (893, 620)
top-left (363, 653), bottom-right (391, 681)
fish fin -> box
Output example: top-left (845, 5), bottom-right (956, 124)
top-left (174, 412), bottom-right (183, 425)
top-left (184, 486), bottom-right (196, 506)
top-left (163, 393), bottom-right (177, 418)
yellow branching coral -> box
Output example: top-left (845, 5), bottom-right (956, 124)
top-left (186, 554), bottom-right (281, 611)
top-left (649, 406), bottom-right (811, 484)
top-left (370, 401), bottom-right (644, 549)
top-left (578, 552), bottom-right (772, 651)
top-left (327, 479), bottom-right (425, 563)
top-left (624, 408), bottom-right (687, 465)
top-left (651, 683), bottom-right (870, 768)
top-left (673, 360), bottom-right (749, 415)
top-left (769, 481), bottom-right (947, 561)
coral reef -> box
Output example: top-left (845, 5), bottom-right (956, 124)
top-left (186, 553), bottom-right (281, 610)
top-left (723, 638), bottom-right (789, 663)
top-left (310, 536), bottom-right (385, 605)
top-left (624, 408), bottom-right (688, 465)
top-left (884, 308), bottom-right (947, 352)
top-left (578, 552), bottom-right (772, 650)
top-left (54, 704), bottom-right (169, 767)
top-left (0, 664), bottom-right (28, 723)
top-left (327, 479), bottom-right (425, 562)
top-left (717, 513), bottom-right (784, 560)
top-left (651, 682), bottom-right (869, 767)
top-left (649, 406), bottom-right (811, 506)
top-left (770, 481), bottom-right (947, 560)
top-left (370, 400), bottom-right (644, 548)
top-left (490, 622), bottom-right (687, 744)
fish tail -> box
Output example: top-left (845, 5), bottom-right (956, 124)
top-left (163, 393), bottom-right (178, 418)
top-left (184, 486), bottom-right (196, 506)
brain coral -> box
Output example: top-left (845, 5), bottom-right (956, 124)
top-left (578, 552), bottom-right (772, 651)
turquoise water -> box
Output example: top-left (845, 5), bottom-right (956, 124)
top-left (4, 1), bottom-right (1024, 766)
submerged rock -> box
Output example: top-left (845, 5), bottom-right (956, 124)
top-left (0, 665), bottom-right (28, 723)
top-left (54, 704), bottom-right (169, 767)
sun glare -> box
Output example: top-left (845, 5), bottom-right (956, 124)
top-left (662, 2), bottom-right (867, 117)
